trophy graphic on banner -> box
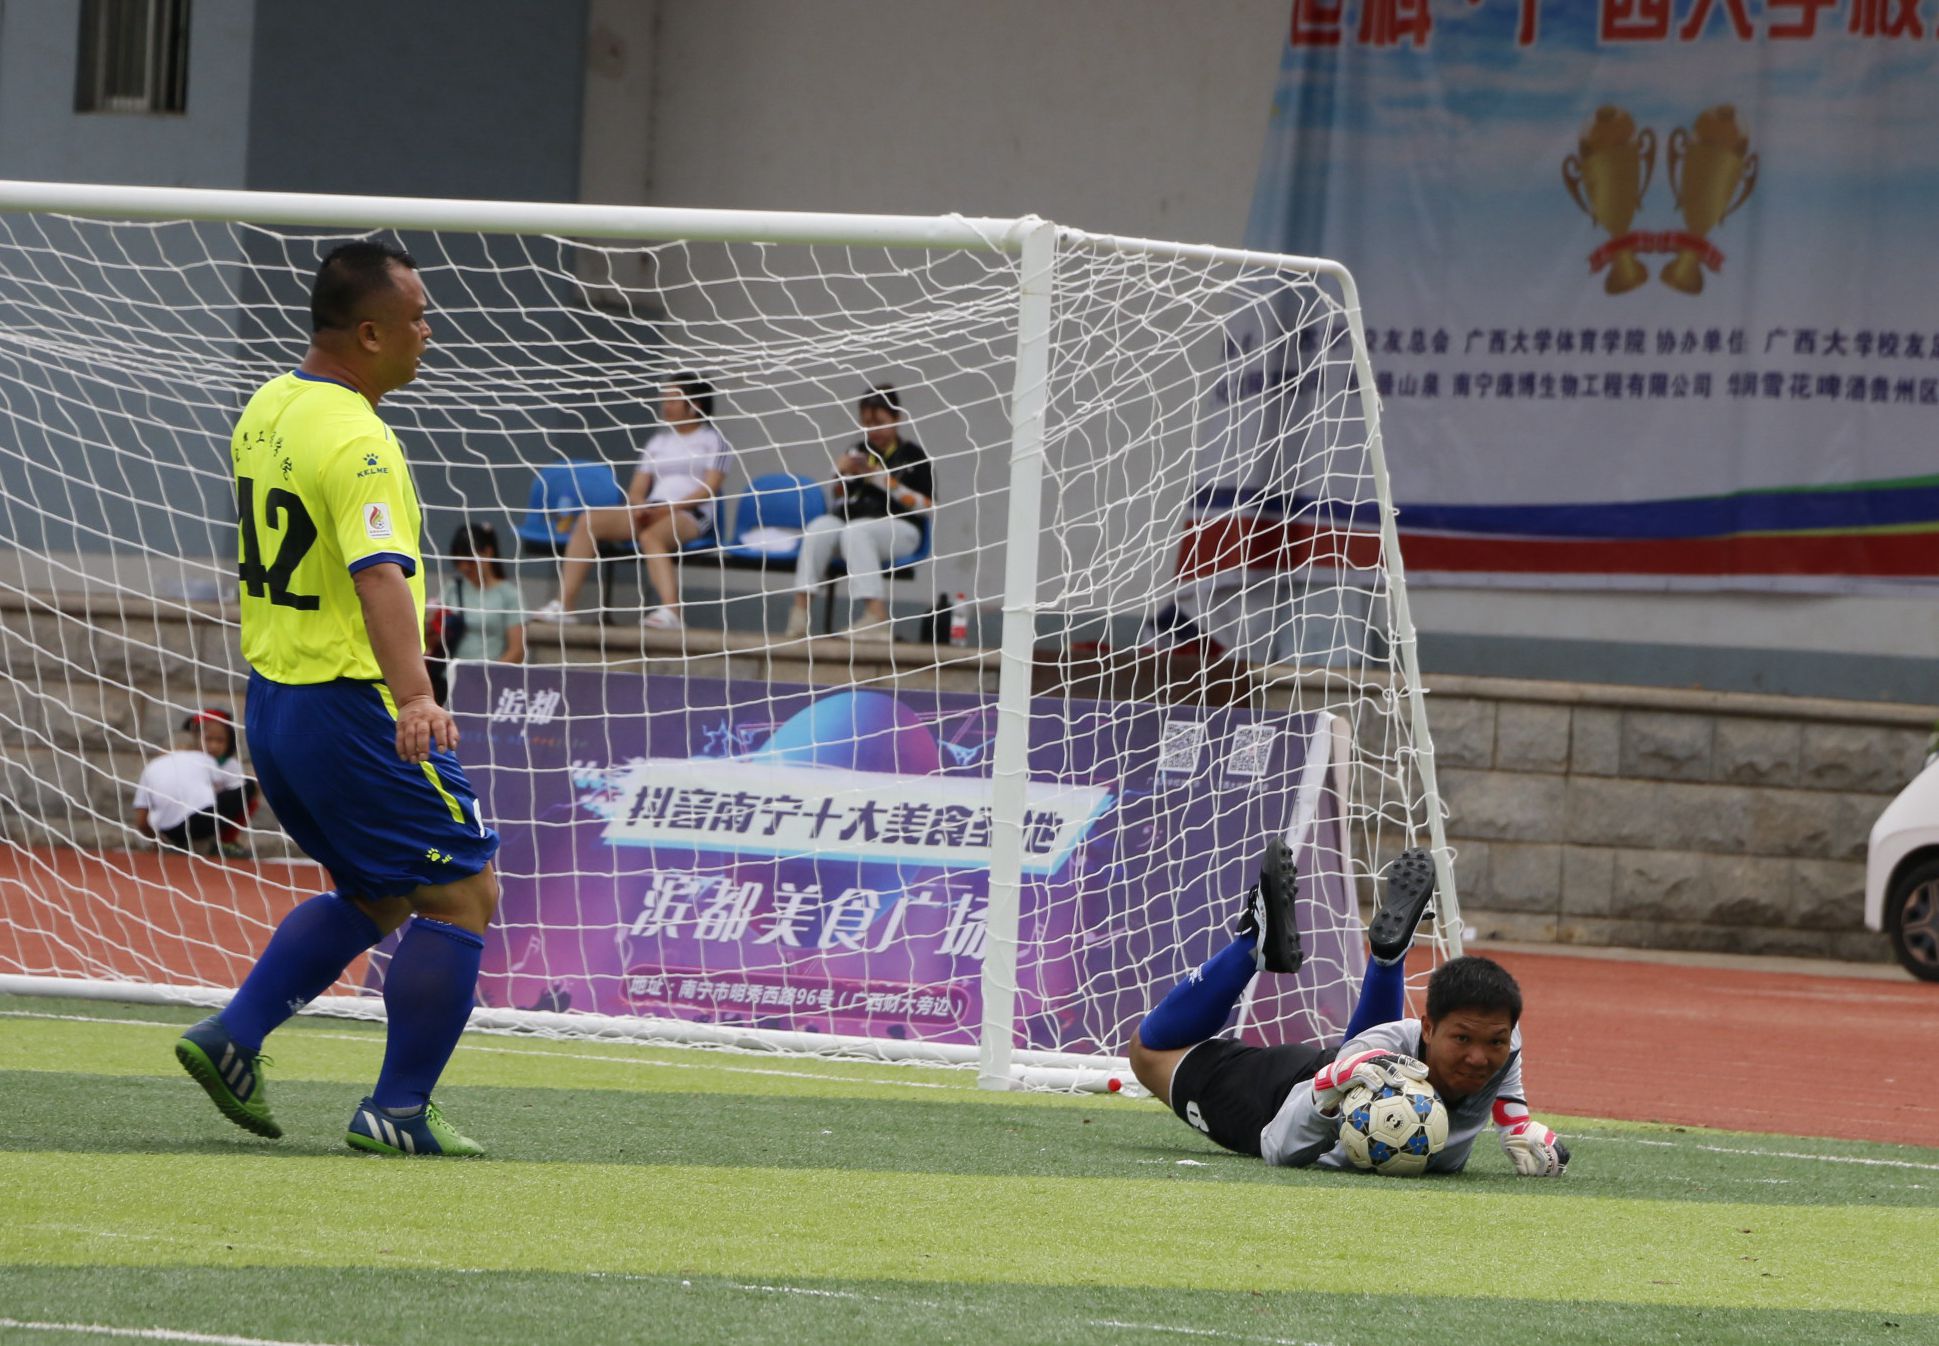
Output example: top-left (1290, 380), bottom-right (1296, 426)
top-left (1663, 104), bottom-right (1757, 294)
top-left (1562, 105), bottom-right (1656, 295)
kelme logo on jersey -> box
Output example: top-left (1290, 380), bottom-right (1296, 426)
top-left (364, 502), bottom-right (393, 540)
top-left (357, 452), bottom-right (389, 478)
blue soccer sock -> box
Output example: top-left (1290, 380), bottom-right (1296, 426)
top-left (372, 916), bottom-right (484, 1113)
top-left (1137, 935), bottom-right (1259, 1051)
top-left (1341, 952), bottom-right (1409, 1044)
top-left (221, 891), bottom-right (383, 1051)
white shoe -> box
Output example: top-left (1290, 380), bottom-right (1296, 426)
top-left (848, 610), bottom-right (894, 642)
top-left (783, 606), bottom-right (810, 639)
top-left (533, 597), bottom-right (581, 625)
top-left (643, 605), bottom-right (684, 630)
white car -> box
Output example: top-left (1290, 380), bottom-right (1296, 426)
top-left (1865, 759), bottom-right (1939, 982)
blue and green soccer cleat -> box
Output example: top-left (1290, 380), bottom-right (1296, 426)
top-left (174, 1015), bottom-right (282, 1138)
top-left (346, 1097), bottom-right (485, 1157)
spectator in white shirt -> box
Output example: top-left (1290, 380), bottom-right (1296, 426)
top-left (133, 709), bottom-right (257, 858)
top-left (534, 373), bottom-right (728, 631)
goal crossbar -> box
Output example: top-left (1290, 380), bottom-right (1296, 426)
top-left (0, 179), bottom-right (1354, 277)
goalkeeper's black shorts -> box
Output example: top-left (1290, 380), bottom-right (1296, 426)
top-left (1168, 1037), bottom-right (1338, 1157)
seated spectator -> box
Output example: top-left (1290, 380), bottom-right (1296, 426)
top-left (134, 709), bottom-right (257, 858)
top-left (534, 372), bottom-right (728, 630)
top-left (786, 384), bottom-right (934, 638)
top-left (443, 521), bottom-right (526, 665)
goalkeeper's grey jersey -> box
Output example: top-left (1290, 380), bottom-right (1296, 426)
top-left (1258, 1018), bottom-right (1525, 1173)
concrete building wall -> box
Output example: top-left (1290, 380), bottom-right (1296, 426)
top-left (243, 0), bottom-right (586, 201)
top-left (0, 1), bottom-right (258, 584)
top-left (0, 0), bottom-right (255, 188)
top-left (576, 2), bottom-right (1309, 637)
top-left (0, 0), bottom-right (594, 597)
top-left (631, 0), bottom-right (1284, 247)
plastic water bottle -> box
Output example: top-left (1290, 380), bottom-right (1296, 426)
top-left (948, 594), bottom-right (970, 645)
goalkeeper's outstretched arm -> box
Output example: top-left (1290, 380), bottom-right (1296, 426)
top-left (1494, 1097), bottom-right (1570, 1176)
top-left (1489, 1052), bottom-right (1569, 1176)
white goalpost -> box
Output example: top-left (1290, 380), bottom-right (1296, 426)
top-left (0, 180), bottom-right (1457, 1090)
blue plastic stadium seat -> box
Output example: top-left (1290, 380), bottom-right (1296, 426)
top-left (518, 460), bottom-right (720, 555)
top-left (720, 472), bottom-right (827, 566)
top-left (516, 461), bottom-right (628, 553)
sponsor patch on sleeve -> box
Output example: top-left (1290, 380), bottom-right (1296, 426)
top-left (364, 501), bottom-right (393, 540)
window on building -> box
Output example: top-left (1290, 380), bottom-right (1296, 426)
top-left (75, 0), bottom-right (191, 114)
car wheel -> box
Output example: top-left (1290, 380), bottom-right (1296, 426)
top-left (1886, 858), bottom-right (1939, 983)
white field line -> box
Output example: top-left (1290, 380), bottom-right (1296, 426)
top-left (26, 1223), bottom-right (176, 1243)
top-left (1085, 1323), bottom-right (1334, 1345)
top-left (715, 1281), bottom-right (1336, 1346)
top-left (1580, 1132), bottom-right (1939, 1172)
top-left (453, 1040), bottom-right (962, 1090)
top-left (0, 1270), bottom-right (1331, 1346)
top-left (20, 1224), bottom-right (348, 1265)
top-left (719, 1280), bottom-right (942, 1306)
top-left (0, 1011), bottom-right (207, 1029)
top-left (0, 1009), bottom-right (965, 1093)
top-left (0, 1320), bottom-right (355, 1346)
top-left (0, 1006), bottom-right (1135, 1095)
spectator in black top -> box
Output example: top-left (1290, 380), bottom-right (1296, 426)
top-left (786, 384), bottom-right (934, 637)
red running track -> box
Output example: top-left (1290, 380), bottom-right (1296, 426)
top-left (1481, 947), bottom-right (1939, 1143)
top-left (0, 846), bottom-right (359, 994)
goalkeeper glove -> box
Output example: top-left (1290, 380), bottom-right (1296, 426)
top-left (1310, 1049), bottom-right (1429, 1115)
top-left (1500, 1118), bottom-right (1570, 1177)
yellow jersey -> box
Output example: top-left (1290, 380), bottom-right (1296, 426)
top-left (233, 371), bottom-right (425, 684)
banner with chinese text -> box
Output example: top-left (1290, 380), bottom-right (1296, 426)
top-left (432, 666), bottom-right (1365, 1056)
top-left (1226, 0), bottom-right (1939, 591)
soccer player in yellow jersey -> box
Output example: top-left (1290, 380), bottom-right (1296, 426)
top-left (174, 242), bottom-right (501, 1157)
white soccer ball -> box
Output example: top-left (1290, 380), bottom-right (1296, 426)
top-left (1336, 1077), bottom-right (1449, 1176)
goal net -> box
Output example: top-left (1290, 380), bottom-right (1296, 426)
top-left (0, 183), bottom-right (1456, 1088)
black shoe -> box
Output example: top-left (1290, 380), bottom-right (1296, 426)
top-left (1368, 847), bottom-right (1436, 964)
top-left (1236, 837), bottom-right (1303, 975)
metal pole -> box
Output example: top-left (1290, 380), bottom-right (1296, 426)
top-left (978, 218), bottom-right (1056, 1090)
top-left (1333, 269), bottom-right (1462, 955)
top-left (0, 178), bottom-right (1032, 252)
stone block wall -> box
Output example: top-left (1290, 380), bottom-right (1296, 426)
top-left (0, 596), bottom-right (253, 852)
top-left (1429, 679), bottom-right (1932, 961)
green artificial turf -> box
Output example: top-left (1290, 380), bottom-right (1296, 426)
top-left (0, 1268), bottom-right (1931, 1346)
top-left (2, 996), bottom-right (1935, 1346)
top-left (6, 1068), bottom-right (1937, 1214)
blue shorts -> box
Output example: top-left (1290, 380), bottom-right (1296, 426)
top-left (245, 671), bottom-right (499, 899)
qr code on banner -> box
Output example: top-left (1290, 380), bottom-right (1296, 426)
top-left (1157, 719), bottom-right (1208, 776)
top-left (1226, 724), bottom-right (1276, 779)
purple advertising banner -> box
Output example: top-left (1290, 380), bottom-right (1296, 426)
top-left (439, 665), bottom-right (1364, 1057)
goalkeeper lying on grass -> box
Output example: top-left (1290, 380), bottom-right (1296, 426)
top-left (1126, 842), bottom-right (1570, 1177)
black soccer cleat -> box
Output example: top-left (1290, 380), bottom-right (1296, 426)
top-left (1368, 847), bottom-right (1437, 964)
top-left (1235, 837), bottom-right (1303, 975)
